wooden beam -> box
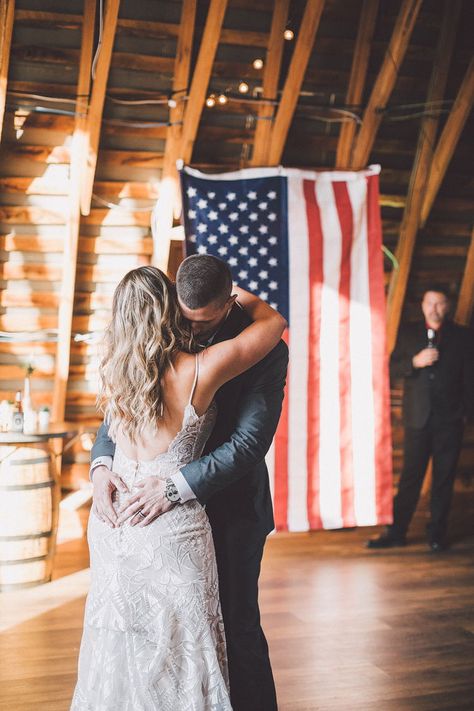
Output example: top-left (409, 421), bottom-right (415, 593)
top-left (179, 0), bottom-right (229, 164)
top-left (153, 0), bottom-right (197, 272)
top-left (52, 0), bottom-right (96, 423)
top-left (0, 0), bottom-right (15, 143)
top-left (455, 228), bottom-right (474, 326)
top-left (80, 0), bottom-right (120, 216)
top-left (267, 0), bottom-right (325, 166)
top-left (249, 0), bottom-right (289, 167)
top-left (386, 0), bottom-right (461, 354)
top-left (350, 0), bottom-right (422, 170)
top-left (336, 0), bottom-right (379, 169)
top-left (420, 57), bottom-right (474, 227)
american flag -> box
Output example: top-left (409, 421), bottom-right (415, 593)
top-left (180, 164), bottom-right (392, 531)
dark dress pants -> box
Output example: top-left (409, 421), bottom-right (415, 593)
top-left (391, 417), bottom-right (464, 542)
top-left (211, 521), bottom-right (277, 711)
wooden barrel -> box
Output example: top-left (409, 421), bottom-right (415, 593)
top-left (0, 443), bottom-right (59, 590)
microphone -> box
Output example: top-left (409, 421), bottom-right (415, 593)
top-left (427, 328), bottom-right (436, 348)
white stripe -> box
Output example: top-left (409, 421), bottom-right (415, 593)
top-left (316, 181), bottom-right (343, 530)
top-left (286, 176), bottom-right (310, 532)
top-left (348, 178), bottom-right (377, 525)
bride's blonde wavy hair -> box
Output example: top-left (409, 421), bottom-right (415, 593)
top-left (97, 266), bottom-right (197, 443)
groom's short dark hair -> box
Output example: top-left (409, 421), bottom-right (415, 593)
top-left (176, 255), bottom-right (232, 309)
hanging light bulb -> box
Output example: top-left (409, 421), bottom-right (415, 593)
top-left (217, 93), bottom-right (228, 105)
top-left (206, 94), bottom-right (216, 107)
top-left (283, 28), bottom-right (294, 40)
top-left (167, 97), bottom-right (177, 108)
top-left (14, 108), bottom-right (30, 140)
top-left (252, 58), bottom-right (264, 70)
top-left (238, 81), bottom-right (249, 94)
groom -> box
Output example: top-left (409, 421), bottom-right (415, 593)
top-left (90, 254), bottom-right (289, 711)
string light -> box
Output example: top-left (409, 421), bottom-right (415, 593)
top-left (167, 97), bottom-right (177, 108)
top-left (238, 81), bottom-right (249, 94)
top-left (217, 93), bottom-right (228, 105)
top-left (284, 28), bottom-right (294, 40)
top-left (206, 94), bottom-right (216, 107)
top-left (252, 58), bottom-right (264, 70)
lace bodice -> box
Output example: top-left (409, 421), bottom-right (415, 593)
top-left (113, 401), bottom-right (217, 487)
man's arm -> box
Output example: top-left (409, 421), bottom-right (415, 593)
top-left (463, 327), bottom-right (474, 421)
top-left (390, 328), bottom-right (416, 379)
top-left (90, 420), bottom-right (128, 528)
top-left (179, 339), bottom-right (289, 504)
top-left (91, 421), bottom-right (116, 463)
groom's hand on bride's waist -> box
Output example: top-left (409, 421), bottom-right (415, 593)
top-left (116, 477), bottom-right (177, 527)
top-left (92, 465), bottom-right (129, 528)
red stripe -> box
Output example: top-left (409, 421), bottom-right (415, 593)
top-left (366, 174), bottom-right (393, 524)
top-left (304, 179), bottom-right (323, 530)
top-left (333, 182), bottom-right (355, 527)
top-left (273, 328), bottom-right (289, 531)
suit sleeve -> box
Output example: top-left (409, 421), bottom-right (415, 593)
top-left (463, 328), bottom-right (474, 421)
top-left (390, 327), bottom-right (417, 379)
top-left (91, 420), bottom-right (116, 462)
top-left (179, 339), bottom-right (289, 505)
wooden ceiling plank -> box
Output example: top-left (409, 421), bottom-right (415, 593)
top-left (455, 228), bottom-right (474, 326)
top-left (0, 0), bottom-right (15, 143)
top-left (386, 0), bottom-right (462, 353)
top-left (349, 0), bottom-right (422, 170)
top-left (180, 0), bottom-right (229, 164)
top-left (420, 57), bottom-right (474, 227)
top-left (335, 0), bottom-right (379, 169)
top-left (153, 0), bottom-right (197, 271)
top-left (266, 0), bottom-right (326, 166)
top-left (52, 0), bottom-right (97, 423)
top-left (80, 0), bottom-right (120, 216)
top-left (250, 0), bottom-right (289, 167)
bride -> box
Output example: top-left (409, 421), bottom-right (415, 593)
top-left (71, 265), bottom-right (286, 711)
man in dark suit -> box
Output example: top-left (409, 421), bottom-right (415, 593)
top-left (91, 255), bottom-right (288, 710)
top-left (368, 286), bottom-right (474, 552)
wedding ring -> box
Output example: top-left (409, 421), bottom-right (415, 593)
top-left (138, 509), bottom-right (146, 518)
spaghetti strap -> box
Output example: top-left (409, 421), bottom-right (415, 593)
top-left (188, 353), bottom-right (200, 406)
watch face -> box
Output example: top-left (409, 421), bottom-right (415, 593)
top-left (165, 483), bottom-right (180, 503)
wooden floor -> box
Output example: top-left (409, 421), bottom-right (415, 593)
top-left (1, 491), bottom-right (473, 711)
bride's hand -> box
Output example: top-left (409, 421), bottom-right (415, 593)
top-left (92, 465), bottom-right (128, 528)
top-left (116, 477), bottom-right (175, 527)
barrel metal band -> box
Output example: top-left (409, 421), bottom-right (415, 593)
top-left (0, 480), bottom-right (54, 491)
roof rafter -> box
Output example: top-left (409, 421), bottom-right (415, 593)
top-left (249, 0), bottom-right (289, 167)
top-left (52, 0), bottom-right (97, 422)
top-left (179, 0), bottom-right (229, 164)
top-left (0, 0), bottom-right (15, 143)
top-left (455, 228), bottom-right (474, 326)
top-left (336, 0), bottom-right (379, 169)
top-left (267, 0), bottom-right (326, 166)
top-left (349, 0), bottom-right (422, 170)
top-left (386, 0), bottom-right (461, 353)
top-left (420, 57), bottom-right (474, 227)
top-left (80, 0), bottom-right (120, 216)
top-left (152, 0), bottom-right (197, 271)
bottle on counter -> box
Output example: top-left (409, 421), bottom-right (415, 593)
top-left (11, 391), bottom-right (24, 433)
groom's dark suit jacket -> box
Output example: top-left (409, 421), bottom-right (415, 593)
top-left (92, 302), bottom-right (289, 536)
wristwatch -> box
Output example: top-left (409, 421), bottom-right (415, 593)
top-left (164, 478), bottom-right (181, 504)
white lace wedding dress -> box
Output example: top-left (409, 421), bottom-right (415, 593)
top-left (71, 357), bottom-right (231, 710)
